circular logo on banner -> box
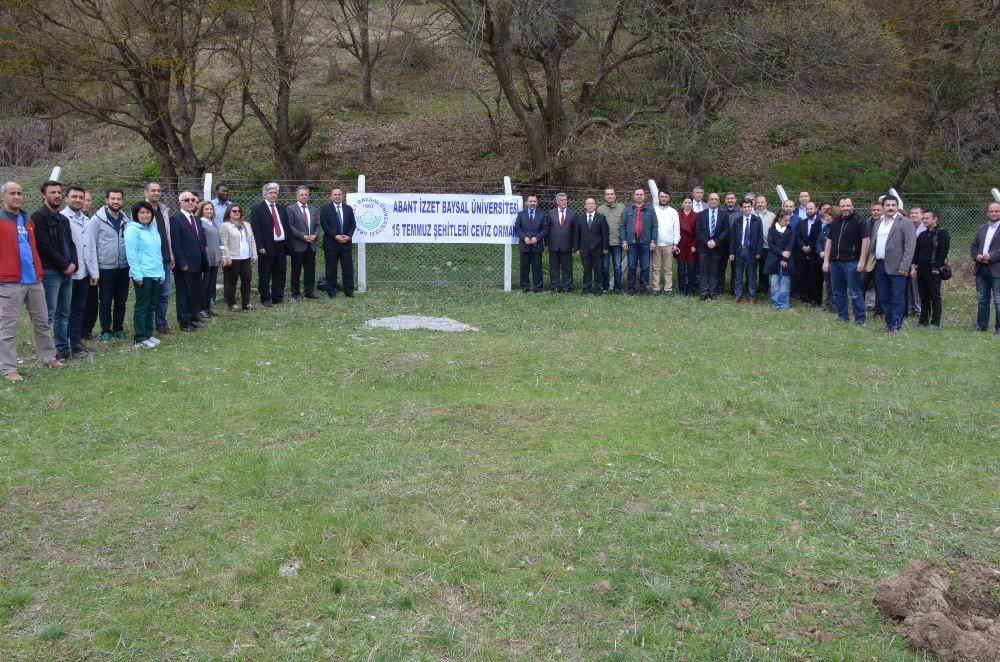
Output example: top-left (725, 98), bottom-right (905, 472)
top-left (354, 196), bottom-right (389, 236)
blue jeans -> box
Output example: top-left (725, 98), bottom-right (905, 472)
top-left (602, 245), bottom-right (623, 292)
top-left (975, 270), bottom-right (1000, 331)
top-left (769, 272), bottom-right (790, 308)
top-left (733, 249), bottom-right (757, 299)
top-left (155, 262), bottom-right (172, 331)
top-left (830, 261), bottom-right (866, 324)
top-left (678, 261), bottom-right (698, 295)
top-left (626, 243), bottom-right (650, 293)
top-left (42, 268), bottom-right (72, 355)
top-left (69, 278), bottom-right (90, 349)
top-left (875, 261), bottom-right (906, 331)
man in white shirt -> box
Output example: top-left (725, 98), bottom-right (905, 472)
top-left (796, 190), bottom-right (811, 221)
top-left (651, 190), bottom-right (680, 296)
top-left (864, 195), bottom-right (916, 334)
top-left (755, 195), bottom-right (775, 294)
top-left (61, 186), bottom-right (94, 356)
top-left (972, 201), bottom-right (1000, 333)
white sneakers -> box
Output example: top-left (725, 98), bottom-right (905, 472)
top-left (133, 338), bottom-right (161, 349)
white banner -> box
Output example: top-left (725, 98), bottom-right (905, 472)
top-left (345, 192), bottom-right (523, 243)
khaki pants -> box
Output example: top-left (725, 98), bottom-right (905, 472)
top-left (651, 245), bottom-right (675, 292)
top-left (0, 282), bottom-right (57, 375)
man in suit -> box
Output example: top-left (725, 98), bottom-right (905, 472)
top-left (144, 182), bottom-right (175, 335)
top-left (620, 187), bottom-right (658, 295)
top-left (755, 194), bottom-right (775, 295)
top-left (972, 201), bottom-right (1000, 334)
top-left (729, 200), bottom-right (763, 303)
top-left (546, 193), bottom-right (577, 292)
top-left (795, 201), bottom-right (821, 303)
top-left (861, 194), bottom-right (915, 334)
top-left (250, 182), bottom-right (288, 307)
top-left (319, 186), bottom-right (356, 298)
top-left (691, 186), bottom-right (707, 214)
top-left (695, 192), bottom-right (730, 300)
top-left (573, 197), bottom-right (609, 295)
top-left (286, 185), bottom-right (319, 300)
top-left (169, 190), bottom-right (208, 331)
top-left (513, 193), bottom-right (547, 293)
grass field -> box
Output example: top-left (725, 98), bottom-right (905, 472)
top-left (1, 285), bottom-right (997, 659)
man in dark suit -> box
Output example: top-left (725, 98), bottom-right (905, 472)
top-left (512, 193), bottom-right (547, 293)
top-left (794, 201), bottom-right (820, 302)
top-left (728, 200), bottom-right (764, 303)
top-left (319, 186), bottom-right (356, 297)
top-left (250, 182), bottom-right (288, 307)
top-left (972, 201), bottom-right (1000, 334)
top-left (169, 190), bottom-right (208, 331)
top-left (573, 197), bottom-right (609, 295)
top-left (286, 185), bottom-right (319, 299)
top-left (695, 192), bottom-right (730, 300)
top-left (546, 192), bottom-right (577, 292)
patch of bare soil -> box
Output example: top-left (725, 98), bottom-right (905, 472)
top-left (873, 555), bottom-right (1000, 661)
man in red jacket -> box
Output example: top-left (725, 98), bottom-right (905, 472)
top-left (0, 181), bottom-right (65, 382)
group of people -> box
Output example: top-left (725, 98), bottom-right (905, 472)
top-left (0, 180), bottom-right (358, 382)
top-left (513, 187), bottom-right (1000, 334)
top-left (3, 178), bottom-right (999, 382)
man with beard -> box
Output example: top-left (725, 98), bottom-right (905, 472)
top-left (84, 189), bottom-right (131, 341)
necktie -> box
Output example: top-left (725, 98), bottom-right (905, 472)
top-left (634, 207), bottom-right (642, 240)
top-left (710, 210), bottom-right (716, 235)
top-left (559, 210), bottom-right (565, 228)
top-left (302, 205), bottom-right (310, 232)
top-left (336, 205), bottom-right (343, 233)
top-left (588, 213), bottom-right (593, 229)
top-left (188, 213), bottom-right (197, 233)
top-left (270, 203), bottom-right (282, 238)
top-left (743, 217), bottom-right (749, 245)
top-left (529, 210), bottom-right (534, 229)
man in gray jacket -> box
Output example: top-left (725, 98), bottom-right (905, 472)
top-left (862, 194), bottom-right (915, 334)
top-left (286, 185), bottom-right (319, 299)
top-left (84, 189), bottom-right (131, 341)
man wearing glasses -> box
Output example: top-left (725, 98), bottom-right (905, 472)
top-left (169, 192), bottom-right (208, 331)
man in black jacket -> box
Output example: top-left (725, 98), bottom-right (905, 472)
top-left (573, 197), bottom-right (609, 295)
top-left (31, 180), bottom-right (77, 360)
top-left (695, 192), bottom-right (730, 300)
top-left (319, 186), bottom-right (356, 297)
top-left (250, 182), bottom-right (289, 306)
top-left (728, 200), bottom-right (763, 303)
top-left (513, 194), bottom-right (547, 293)
top-left (169, 191), bottom-right (208, 331)
top-left (822, 197), bottom-right (869, 325)
top-left (795, 201), bottom-right (822, 305)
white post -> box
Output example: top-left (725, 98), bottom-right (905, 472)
top-left (503, 176), bottom-right (513, 292)
top-left (647, 179), bottom-right (659, 201)
top-left (991, 188), bottom-right (999, 203)
top-left (889, 187), bottom-right (904, 209)
top-left (357, 175), bottom-right (367, 293)
top-left (49, 167), bottom-right (61, 181)
top-left (775, 185), bottom-right (788, 203)
top-left (203, 172), bottom-right (213, 202)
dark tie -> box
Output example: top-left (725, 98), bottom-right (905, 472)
top-left (587, 214), bottom-right (592, 229)
top-left (336, 205), bottom-right (343, 233)
top-left (710, 211), bottom-right (716, 235)
top-left (188, 213), bottom-right (197, 233)
top-left (270, 203), bottom-right (282, 238)
top-left (302, 205), bottom-right (310, 232)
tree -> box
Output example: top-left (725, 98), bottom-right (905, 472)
top-left (328, 0), bottom-right (408, 107)
top-left (1, 0), bottom-right (247, 189)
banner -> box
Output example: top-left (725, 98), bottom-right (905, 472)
top-left (345, 192), bottom-right (523, 243)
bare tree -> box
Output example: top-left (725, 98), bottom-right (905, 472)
top-left (229, 0), bottom-right (330, 180)
top-left (3, 0), bottom-right (247, 189)
top-left (328, 0), bottom-right (408, 107)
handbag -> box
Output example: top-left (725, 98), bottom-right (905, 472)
top-left (931, 229), bottom-right (952, 280)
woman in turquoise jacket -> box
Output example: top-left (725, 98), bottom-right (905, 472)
top-left (125, 201), bottom-right (165, 349)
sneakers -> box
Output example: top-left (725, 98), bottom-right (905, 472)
top-left (100, 332), bottom-right (112, 342)
top-left (134, 339), bottom-right (157, 349)
top-left (147, 337), bottom-right (162, 346)
top-left (114, 331), bottom-right (126, 340)
top-left (230, 305), bottom-right (241, 313)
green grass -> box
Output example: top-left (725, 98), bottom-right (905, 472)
top-left (1, 285), bottom-right (997, 659)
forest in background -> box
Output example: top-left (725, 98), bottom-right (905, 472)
top-left (0, 0), bottom-right (997, 197)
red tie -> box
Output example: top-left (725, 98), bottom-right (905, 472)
top-left (188, 214), bottom-right (197, 233)
top-left (302, 205), bottom-right (310, 232)
top-left (559, 210), bottom-right (565, 227)
top-left (270, 203), bottom-right (283, 238)
top-left (634, 207), bottom-right (642, 240)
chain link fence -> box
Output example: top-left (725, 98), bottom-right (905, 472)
top-left (9, 174), bottom-right (997, 288)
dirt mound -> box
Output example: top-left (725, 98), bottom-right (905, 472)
top-left (873, 555), bottom-right (1000, 661)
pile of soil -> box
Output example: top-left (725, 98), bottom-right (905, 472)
top-left (873, 555), bottom-right (1000, 661)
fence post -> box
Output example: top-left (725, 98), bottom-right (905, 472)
top-left (203, 172), bottom-right (213, 203)
top-left (49, 167), bottom-right (61, 181)
top-left (357, 175), bottom-right (367, 293)
top-left (503, 176), bottom-right (513, 292)
top-left (991, 188), bottom-right (1000, 203)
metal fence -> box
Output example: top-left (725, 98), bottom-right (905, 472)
top-left (9, 174), bottom-right (996, 288)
